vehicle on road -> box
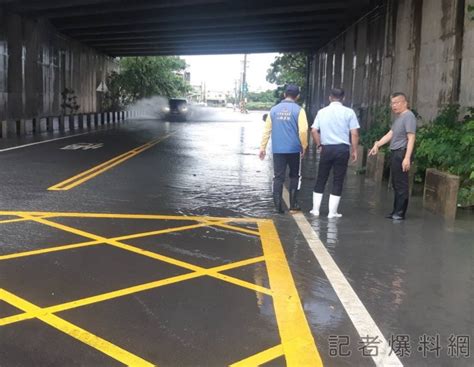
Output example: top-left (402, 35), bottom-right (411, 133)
top-left (164, 98), bottom-right (189, 121)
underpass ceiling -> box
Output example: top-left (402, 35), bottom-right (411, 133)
top-left (2, 0), bottom-right (379, 56)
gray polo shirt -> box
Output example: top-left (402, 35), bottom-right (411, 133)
top-left (390, 110), bottom-right (417, 150)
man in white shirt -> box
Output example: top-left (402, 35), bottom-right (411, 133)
top-left (310, 88), bottom-right (360, 218)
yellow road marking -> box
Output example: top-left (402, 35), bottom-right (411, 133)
top-left (0, 217), bottom-right (33, 225)
top-left (258, 220), bottom-right (323, 367)
top-left (48, 134), bottom-right (172, 190)
top-left (212, 222), bottom-right (260, 236)
top-left (21, 215), bottom-right (272, 296)
top-left (0, 257), bottom-right (265, 326)
top-left (0, 240), bottom-right (100, 261)
top-left (0, 220), bottom-right (222, 261)
top-left (1, 210), bottom-right (317, 365)
top-left (230, 344), bottom-right (284, 366)
top-left (0, 210), bottom-right (259, 223)
top-left (0, 289), bottom-right (154, 366)
top-left (0, 214), bottom-right (51, 225)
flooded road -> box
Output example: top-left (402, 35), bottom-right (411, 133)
top-left (0, 109), bottom-right (472, 366)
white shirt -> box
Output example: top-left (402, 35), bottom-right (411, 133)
top-left (311, 102), bottom-right (360, 145)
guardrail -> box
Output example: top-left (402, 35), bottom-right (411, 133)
top-left (0, 110), bottom-right (145, 139)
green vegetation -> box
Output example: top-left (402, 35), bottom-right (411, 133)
top-left (415, 105), bottom-right (474, 207)
top-left (360, 106), bottom-right (392, 151)
top-left (103, 57), bottom-right (190, 110)
top-left (361, 105), bottom-right (474, 206)
top-left (246, 90), bottom-right (278, 110)
top-left (247, 90), bottom-right (276, 104)
top-left (246, 102), bottom-right (274, 111)
top-left (266, 53), bottom-right (307, 104)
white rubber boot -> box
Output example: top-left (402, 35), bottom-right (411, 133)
top-left (327, 194), bottom-right (343, 218)
top-left (309, 193), bottom-right (323, 216)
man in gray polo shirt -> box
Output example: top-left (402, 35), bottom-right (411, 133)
top-left (369, 92), bottom-right (417, 220)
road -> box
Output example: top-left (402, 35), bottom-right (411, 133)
top-left (0, 109), bottom-right (472, 366)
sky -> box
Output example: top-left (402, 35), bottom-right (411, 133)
top-left (182, 53), bottom-right (278, 93)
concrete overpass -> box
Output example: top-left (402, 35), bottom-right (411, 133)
top-left (2, 0), bottom-right (375, 56)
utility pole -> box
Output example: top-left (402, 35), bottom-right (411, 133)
top-left (240, 54), bottom-right (248, 112)
top-left (234, 79), bottom-right (239, 108)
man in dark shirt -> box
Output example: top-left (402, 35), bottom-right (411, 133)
top-left (369, 92), bottom-right (417, 220)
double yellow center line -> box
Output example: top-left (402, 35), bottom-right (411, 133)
top-left (48, 134), bottom-right (172, 191)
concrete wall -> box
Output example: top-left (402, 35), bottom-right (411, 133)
top-left (308, 0), bottom-right (473, 124)
top-left (0, 7), bottom-right (116, 122)
top-left (460, 0), bottom-right (474, 108)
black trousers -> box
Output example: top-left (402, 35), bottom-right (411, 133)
top-left (314, 144), bottom-right (350, 196)
top-left (390, 149), bottom-right (409, 215)
top-left (273, 153), bottom-right (300, 196)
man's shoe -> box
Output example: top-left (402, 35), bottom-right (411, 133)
top-left (310, 192), bottom-right (323, 216)
top-left (385, 213), bottom-right (394, 219)
top-left (289, 189), bottom-right (301, 213)
top-left (327, 195), bottom-right (342, 218)
top-left (273, 192), bottom-right (284, 214)
top-left (391, 214), bottom-right (405, 220)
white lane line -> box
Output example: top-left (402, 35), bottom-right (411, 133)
top-left (283, 188), bottom-right (403, 367)
top-left (0, 132), bottom-right (91, 152)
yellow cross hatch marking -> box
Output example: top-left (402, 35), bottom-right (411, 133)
top-left (0, 210), bottom-right (322, 366)
top-left (0, 289), bottom-right (155, 367)
top-left (0, 210), bottom-right (260, 223)
top-left (230, 344), bottom-right (284, 366)
top-left (0, 220), bottom-right (226, 261)
top-left (0, 257), bottom-right (266, 327)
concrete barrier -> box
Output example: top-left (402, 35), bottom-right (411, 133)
top-left (0, 111), bottom-right (127, 139)
top-left (73, 115), bottom-right (78, 130)
top-left (53, 117), bottom-right (60, 131)
top-left (24, 119), bottom-right (33, 135)
top-left (423, 168), bottom-right (460, 220)
top-left (79, 114), bottom-right (83, 129)
top-left (365, 152), bottom-right (385, 183)
top-left (39, 118), bottom-right (47, 133)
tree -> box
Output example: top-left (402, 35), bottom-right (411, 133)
top-left (247, 90), bottom-right (275, 103)
top-left (103, 56), bottom-right (191, 110)
top-left (266, 52), bottom-right (307, 104)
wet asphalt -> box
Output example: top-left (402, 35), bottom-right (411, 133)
top-left (0, 109), bottom-right (472, 367)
